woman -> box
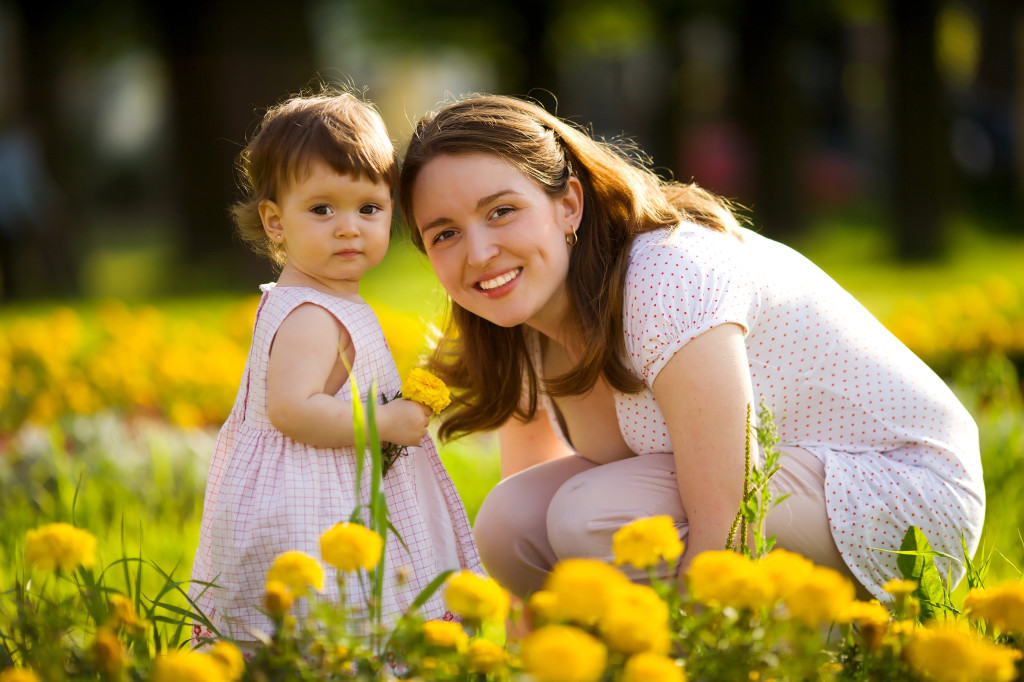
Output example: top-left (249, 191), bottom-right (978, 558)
top-left (397, 94), bottom-right (984, 601)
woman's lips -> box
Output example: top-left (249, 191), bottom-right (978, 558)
top-left (476, 268), bottom-right (522, 291)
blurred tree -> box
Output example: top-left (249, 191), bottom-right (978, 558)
top-left (734, 0), bottom-right (808, 240)
top-left (887, 0), bottom-right (951, 260)
top-left (4, 0), bottom-right (85, 299)
top-left (145, 0), bottom-right (315, 289)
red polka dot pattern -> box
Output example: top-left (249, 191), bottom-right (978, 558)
top-left (539, 226), bottom-right (985, 601)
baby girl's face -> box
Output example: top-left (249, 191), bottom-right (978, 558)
top-left (261, 158), bottom-right (393, 296)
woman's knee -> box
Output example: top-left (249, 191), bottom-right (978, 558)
top-left (546, 454), bottom-right (684, 563)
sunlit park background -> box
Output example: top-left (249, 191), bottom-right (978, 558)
top-left (1, 0), bottom-right (1024, 612)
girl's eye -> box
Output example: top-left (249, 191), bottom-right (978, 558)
top-left (311, 204), bottom-right (333, 216)
top-left (431, 228), bottom-right (457, 246)
top-left (489, 206), bottom-right (515, 220)
top-left (359, 204), bottom-right (383, 215)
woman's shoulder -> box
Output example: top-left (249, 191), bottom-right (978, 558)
top-left (626, 224), bottom-right (753, 282)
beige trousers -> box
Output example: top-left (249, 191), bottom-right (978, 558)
top-left (473, 446), bottom-right (869, 599)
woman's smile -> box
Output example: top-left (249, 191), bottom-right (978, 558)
top-left (476, 268), bottom-right (522, 292)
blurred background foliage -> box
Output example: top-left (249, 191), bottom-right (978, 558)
top-left (1, 0), bottom-right (1024, 595)
top-left (0, 0), bottom-right (1021, 302)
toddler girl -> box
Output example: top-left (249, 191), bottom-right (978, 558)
top-left (189, 90), bottom-right (481, 645)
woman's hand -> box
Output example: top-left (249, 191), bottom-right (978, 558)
top-left (651, 322), bottom-right (755, 576)
top-left (377, 399), bottom-right (432, 447)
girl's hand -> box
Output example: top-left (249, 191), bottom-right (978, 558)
top-left (377, 399), bottom-right (432, 447)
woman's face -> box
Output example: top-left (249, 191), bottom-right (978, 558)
top-left (410, 153), bottom-right (582, 335)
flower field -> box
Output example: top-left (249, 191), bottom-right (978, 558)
top-left (1, 271), bottom-right (1024, 680)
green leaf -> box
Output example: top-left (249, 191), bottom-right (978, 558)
top-left (896, 526), bottom-right (946, 621)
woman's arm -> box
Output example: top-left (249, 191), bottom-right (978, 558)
top-left (651, 322), bottom-right (754, 578)
top-left (498, 409), bottom-right (576, 479)
top-left (266, 304), bottom-right (429, 448)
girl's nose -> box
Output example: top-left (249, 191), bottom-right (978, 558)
top-left (465, 225), bottom-right (499, 267)
top-left (334, 217), bottom-right (359, 238)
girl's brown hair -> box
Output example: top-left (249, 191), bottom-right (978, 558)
top-left (398, 94), bottom-right (742, 441)
top-left (233, 88), bottom-right (397, 265)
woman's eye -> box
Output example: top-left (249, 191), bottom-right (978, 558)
top-left (432, 228), bottom-right (457, 245)
top-left (360, 204), bottom-right (383, 215)
top-left (490, 206), bottom-right (515, 220)
top-left (311, 204), bottom-right (333, 216)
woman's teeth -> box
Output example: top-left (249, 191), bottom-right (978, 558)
top-left (478, 268), bottom-right (521, 291)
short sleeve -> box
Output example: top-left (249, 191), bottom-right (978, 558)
top-left (623, 229), bottom-right (757, 385)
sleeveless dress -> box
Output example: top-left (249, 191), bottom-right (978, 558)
top-left (529, 225), bottom-right (984, 600)
top-left (190, 284), bottom-right (481, 640)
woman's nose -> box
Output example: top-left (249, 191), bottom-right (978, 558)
top-left (465, 226), bottom-right (499, 267)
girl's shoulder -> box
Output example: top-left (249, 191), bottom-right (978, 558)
top-left (257, 283), bottom-right (379, 332)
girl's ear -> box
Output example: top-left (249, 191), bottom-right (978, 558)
top-left (259, 199), bottom-right (284, 241)
top-left (561, 176), bottom-right (584, 236)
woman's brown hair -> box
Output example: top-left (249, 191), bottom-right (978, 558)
top-left (233, 87), bottom-right (397, 265)
top-left (398, 94), bottom-right (742, 441)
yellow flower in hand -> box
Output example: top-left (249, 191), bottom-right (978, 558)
top-left (25, 522), bottom-right (97, 572)
top-left (320, 522), bottom-right (383, 572)
top-left (444, 571), bottom-right (510, 624)
top-left (401, 367), bottom-right (451, 415)
top-left (612, 516), bottom-right (683, 570)
top-left (266, 551), bottom-right (323, 597)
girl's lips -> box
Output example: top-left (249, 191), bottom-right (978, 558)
top-left (334, 250), bottom-right (361, 258)
top-left (475, 268), bottom-right (522, 292)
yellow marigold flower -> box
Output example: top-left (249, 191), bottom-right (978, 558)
top-left (92, 626), bottom-right (126, 676)
top-left (964, 582), bottom-right (1024, 634)
top-left (25, 522), bottom-right (98, 572)
top-left (423, 619), bottom-right (469, 651)
top-left (108, 593), bottom-right (148, 633)
top-left (264, 579), bottom-right (293, 617)
top-left (210, 641), bottom-right (245, 681)
top-left (401, 367), bottom-right (451, 415)
top-left (757, 549), bottom-right (814, 601)
top-left (266, 551), bottom-right (323, 597)
top-left (784, 565), bottom-right (856, 626)
top-left (444, 570), bottom-right (510, 623)
top-left (0, 668), bottom-right (42, 682)
top-left (319, 522), bottom-right (383, 573)
top-left (521, 625), bottom-right (608, 682)
top-left (467, 638), bottom-right (507, 674)
top-left (612, 516), bottom-right (683, 570)
top-left (883, 578), bottom-right (917, 597)
top-left (600, 583), bottom-right (671, 654)
top-left (840, 600), bottom-right (891, 652)
top-left (545, 558), bottom-right (630, 626)
top-left (905, 623), bottom-right (1022, 682)
top-left (621, 652), bottom-right (687, 682)
top-left (151, 650), bottom-right (225, 682)
top-left (686, 550), bottom-right (774, 611)
top-left (527, 590), bottom-right (559, 627)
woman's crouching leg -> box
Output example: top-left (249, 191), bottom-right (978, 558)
top-left (545, 453), bottom-right (687, 583)
top-left (473, 455), bottom-right (596, 598)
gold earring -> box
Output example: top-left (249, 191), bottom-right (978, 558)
top-left (566, 226), bottom-right (578, 246)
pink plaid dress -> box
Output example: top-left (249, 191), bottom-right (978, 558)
top-left (190, 284), bottom-right (480, 641)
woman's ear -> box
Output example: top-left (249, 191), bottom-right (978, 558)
top-left (259, 199), bottom-right (284, 242)
top-left (561, 176), bottom-right (584, 235)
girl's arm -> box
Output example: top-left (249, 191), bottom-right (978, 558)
top-left (266, 304), bottom-right (429, 448)
top-left (498, 409), bottom-right (575, 479)
top-left (650, 322), bottom-right (754, 578)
